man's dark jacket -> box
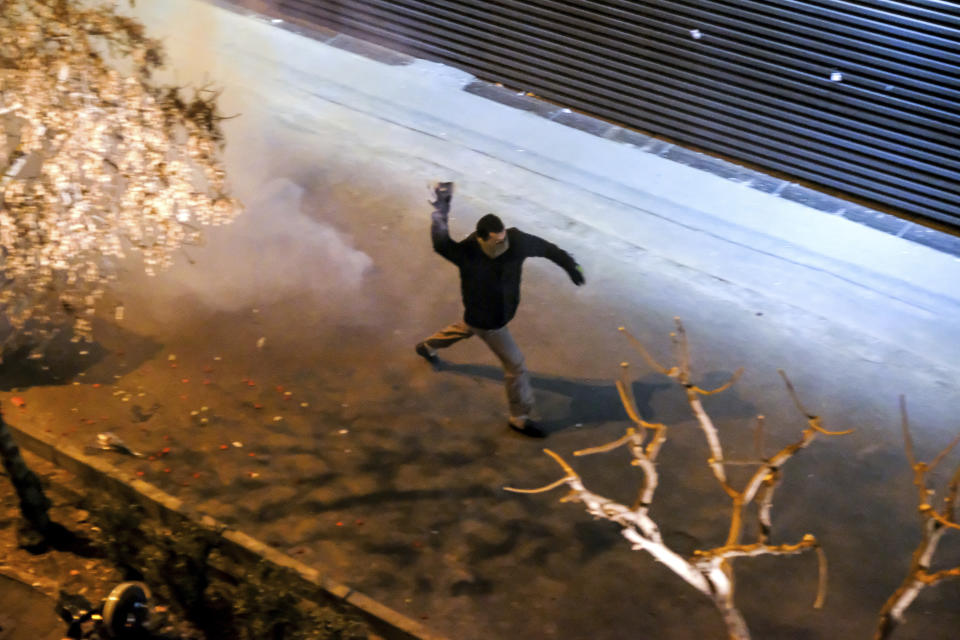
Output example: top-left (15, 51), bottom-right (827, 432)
top-left (432, 223), bottom-right (580, 330)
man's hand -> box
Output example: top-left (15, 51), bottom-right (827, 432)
top-left (430, 181), bottom-right (454, 213)
top-left (570, 264), bottom-right (586, 286)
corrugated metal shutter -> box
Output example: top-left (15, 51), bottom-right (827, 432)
top-left (276, 0), bottom-right (960, 227)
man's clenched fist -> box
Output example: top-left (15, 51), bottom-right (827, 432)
top-left (431, 181), bottom-right (454, 212)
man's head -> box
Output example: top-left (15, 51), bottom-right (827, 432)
top-left (476, 214), bottom-right (508, 258)
top-left (476, 214), bottom-right (505, 240)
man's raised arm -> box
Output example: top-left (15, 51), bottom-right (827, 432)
top-left (430, 181), bottom-right (462, 263)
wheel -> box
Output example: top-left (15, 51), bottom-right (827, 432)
top-left (101, 581), bottom-right (151, 638)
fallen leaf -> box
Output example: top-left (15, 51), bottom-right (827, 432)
top-left (181, 378), bottom-right (190, 384)
top-left (10, 396), bottom-right (25, 407)
top-left (219, 444), bottom-right (229, 450)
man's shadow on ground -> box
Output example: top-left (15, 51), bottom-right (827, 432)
top-left (435, 360), bottom-right (728, 433)
top-left (436, 360), bottom-right (754, 433)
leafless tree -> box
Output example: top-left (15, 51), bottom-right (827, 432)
top-left (507, 318), bottom-right (851, 639)
top-left (0, 0), bottom-right (240, 353)
top-left (874, 396), bottom-right (960, 639)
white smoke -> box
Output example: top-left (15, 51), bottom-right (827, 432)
top-left (142, 177), bottom-right (372, 314)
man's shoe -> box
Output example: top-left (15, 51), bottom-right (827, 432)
top-left (508, 420), bottom-right (547, 438)
top-left (415, 342), bottom-right (438, 364)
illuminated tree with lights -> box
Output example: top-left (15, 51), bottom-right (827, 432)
top-left (0, 0), bottom-right (240, 354)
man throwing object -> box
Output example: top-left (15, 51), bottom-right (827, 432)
top-left (415, 182), bottom-right (585, 438)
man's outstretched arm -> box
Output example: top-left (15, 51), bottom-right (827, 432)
top-left (430, 182), bottom-right (462, 264)
top-left (519, 230), bottom-right (585, 286)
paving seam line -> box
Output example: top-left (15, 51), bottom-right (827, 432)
top-left (7, 422), bottom-right (448, 640)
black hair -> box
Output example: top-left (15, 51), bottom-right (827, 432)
top-left (476, 214), bottom-right (505, 239)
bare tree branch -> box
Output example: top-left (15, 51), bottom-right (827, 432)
top-left (690, 367), bottom-right (745, 396)
top-left (617, 326), bottom-right (676, 377)
top-left (899, 395), bottom-right (917, 469)
top-left (510, 320), bottom-right (846, 639)
top-left (928, 433), bottom-right (960, 474)
top-left (876, 398), bottom-right (960, 639)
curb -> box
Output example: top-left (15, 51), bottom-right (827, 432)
top-left (7, 422), bottom-right (448, 640)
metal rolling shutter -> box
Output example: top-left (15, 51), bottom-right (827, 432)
top-left (277, 0), bottom-right (960, 227)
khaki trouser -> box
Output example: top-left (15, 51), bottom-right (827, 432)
top-left (423, 321), bottom-right (534, 419)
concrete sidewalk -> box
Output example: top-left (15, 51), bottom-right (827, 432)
top-left (4, 0), bottom-right (960, 638)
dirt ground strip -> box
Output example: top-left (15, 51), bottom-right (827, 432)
top-left (0, 451), bottom-right (203, 639)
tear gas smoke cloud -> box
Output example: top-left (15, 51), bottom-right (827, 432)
top-left (129, 178), bottom-right (373, 315)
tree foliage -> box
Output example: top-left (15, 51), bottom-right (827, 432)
top-left (0, 0), bottom-right (240, 350)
